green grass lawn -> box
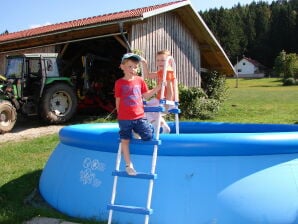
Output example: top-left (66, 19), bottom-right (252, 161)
top-left (209, 78), bottom-right (298, 124)
top-left (1, 78), bottom-right (297, 224)
top-left (0, 135), bottom-right (103, 224)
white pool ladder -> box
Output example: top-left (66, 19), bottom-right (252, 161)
top-left (107, 105), bottom-right (163, 224)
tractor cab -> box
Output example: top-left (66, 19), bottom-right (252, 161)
top-left (5, 53), bottom-right (59, 99)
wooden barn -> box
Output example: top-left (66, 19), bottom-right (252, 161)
top-left (0, 0), bottom-right (235, 112)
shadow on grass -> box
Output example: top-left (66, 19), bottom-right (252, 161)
top-left (0, 170), bottom-right (101, 224)
top-left (249, 85), bottom-right (280, 87)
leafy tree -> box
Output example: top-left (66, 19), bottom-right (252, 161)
top-left (284, 53), bottom-right (298, 81)
top-left (273, 50), bottom-right (287, 77)
top-left (273, 50), bottom-right (298, 83)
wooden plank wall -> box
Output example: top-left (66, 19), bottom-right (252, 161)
top-left (0, 46), bottom-right (55, 74)
top-left (131, 12), bottom-right (201, 87)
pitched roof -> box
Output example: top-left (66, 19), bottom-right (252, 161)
top-left (0, 0), bottom-right (235, 75)
top-left (243, 57), bottom-right (265, 68)
top-left (0, 0), bottom-right (186, 42)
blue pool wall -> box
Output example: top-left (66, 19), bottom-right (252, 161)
top-left (39, 122), bottom-right (298, 224)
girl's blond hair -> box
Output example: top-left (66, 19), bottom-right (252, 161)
top-left (157, 50), bottom-right (171, 56)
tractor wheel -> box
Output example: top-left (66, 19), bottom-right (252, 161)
top-left (0, 100), bottom-right (17, 133)
top-left (40, 83), bottom-right (77, 124)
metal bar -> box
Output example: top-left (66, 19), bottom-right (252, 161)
top-left (108, 143), bottom-right (122, 224)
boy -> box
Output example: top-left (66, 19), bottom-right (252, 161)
top-left (114, 53), bottom-right (162, 175)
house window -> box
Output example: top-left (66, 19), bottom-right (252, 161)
top-left (238, 69), bottom-right (242, 72)
top-left (242, 62), bottom-right (246, 66)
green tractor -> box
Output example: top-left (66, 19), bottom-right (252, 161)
top-left (0, 53), bottom-right (78, 133)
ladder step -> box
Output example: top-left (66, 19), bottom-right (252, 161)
top-left (107, 204), bottom-right (153, 215)
top-left (144, 106), bottom-right (165, 112)
top-left (130, 139), bottom-right (161, 145)
top-left (168, 108), bottom-right (181, 114)
top-left (160, 99), bottom-right (178, 106)
top-left (112, 171), bottom-right (157, 179)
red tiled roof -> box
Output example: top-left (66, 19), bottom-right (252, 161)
top-left (0, 0), bottom-right (186, 43)
top-left (243, 56), bottom-right (265, 68)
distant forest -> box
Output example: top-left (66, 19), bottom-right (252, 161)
top-left (200, 0), bottom-right (298, 69)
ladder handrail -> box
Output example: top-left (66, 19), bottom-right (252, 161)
top-left (108, 143), bottom-right (122, 224)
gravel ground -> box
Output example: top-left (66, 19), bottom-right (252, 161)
top-left (0, 114), bottom-right (103, 143)
top-left (24, 217), bottom-right (79, 224)
top-left (0, 116), bottom-right (64, 143)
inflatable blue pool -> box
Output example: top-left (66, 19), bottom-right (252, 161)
top-left (39, 122), bottom-right (298, 224)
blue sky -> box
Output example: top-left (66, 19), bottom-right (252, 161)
top-left (1, 0), bottom-right (273, 33)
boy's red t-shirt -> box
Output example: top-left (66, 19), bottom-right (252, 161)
top-left (114, 76), bottom-right (148, 120)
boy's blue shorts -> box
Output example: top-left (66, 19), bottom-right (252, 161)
top-left (118, 118), bottom-right (153, 140)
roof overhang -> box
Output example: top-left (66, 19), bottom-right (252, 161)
top-left (0, 18), bottom-right (142, 53)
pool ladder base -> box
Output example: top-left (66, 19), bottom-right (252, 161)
top-left (107, 139), bottom-right (161, 224)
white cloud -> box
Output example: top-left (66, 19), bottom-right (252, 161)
top-left (29, 22), bottom-right (52, 29)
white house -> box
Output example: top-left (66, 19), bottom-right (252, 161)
top-left (234, 57), bottom-right (266, 78)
